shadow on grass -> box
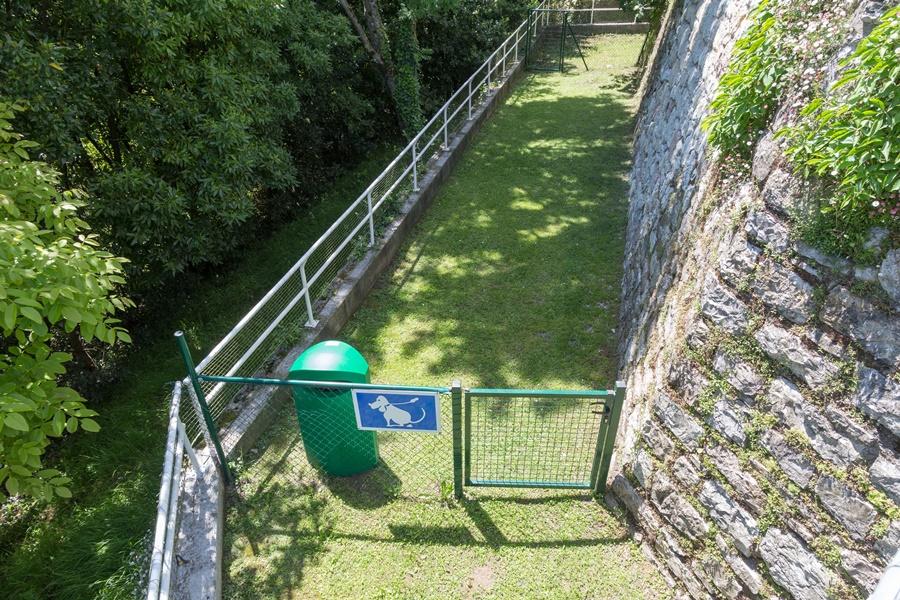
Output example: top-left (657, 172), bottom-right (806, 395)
top-left (346, 90), bottom-right (635, 390)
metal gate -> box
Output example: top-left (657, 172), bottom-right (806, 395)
top-left (452, 383), bottom-right (624, 497)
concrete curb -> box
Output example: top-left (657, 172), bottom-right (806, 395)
top-left (173, 55), bottom-right (529, 600)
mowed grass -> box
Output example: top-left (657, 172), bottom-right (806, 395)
top-left (0, 147), bottom-right (399, 599)
top-left (225, 35), bottom-right (671, 599)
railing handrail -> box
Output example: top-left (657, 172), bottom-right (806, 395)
top-left (194, 0), bottom-right (549, 396)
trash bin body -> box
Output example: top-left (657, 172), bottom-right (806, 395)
top-left (289, 340), bottom-right (378, 476)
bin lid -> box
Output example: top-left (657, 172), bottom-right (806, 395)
top-left (288, 340), bottom-right (369, 383)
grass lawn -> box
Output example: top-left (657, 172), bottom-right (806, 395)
top-left (225, 34), bottom-right (670, 599)
top-left (0, 147), bottom-right (399, 599)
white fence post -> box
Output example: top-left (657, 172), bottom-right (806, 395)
top-left (467, 78), bottom-right (473, 120)
top-left (299, 260), bottom-right (317, 327)
top-left (412, 143), bottom-right (419, 191)
top-left (591, 0), bottom-right (596, 24)
top-left (442, 105), bottom-right (449, 150)
top-left (366, 190), bottom-right (375, 246)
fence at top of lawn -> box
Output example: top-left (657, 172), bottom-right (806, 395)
top-left (178, 0), bottom-right (550, 439)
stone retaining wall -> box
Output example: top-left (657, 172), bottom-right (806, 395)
top-left (613, 1), bottom-right (899, 598)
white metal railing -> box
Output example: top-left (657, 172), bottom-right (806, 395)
top-left (182, 1), bottom-right (550, 431)
top-left (147, 382), bottom-right (202, 600)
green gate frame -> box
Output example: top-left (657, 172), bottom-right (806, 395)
top-left (452, 383), bottom-right (624, 499)
top-left (176, 332), bottom-right (624, 502)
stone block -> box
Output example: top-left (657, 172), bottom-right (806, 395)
top-left (815, 475), bottom-right (877, 541)
top-left (718, 238), bottom-right (761, 287)
top-left (745, 209), bottom-right (791, 254)
top-left (705, 444), bottom-right (765, 514)
top-left (707, 397), bottom-right (749, 447)
top-left (876, 520), bottom-right (900, 563)
top-left (879, 249), bottom-right (900, 307)
top-left (821, 286), bottom-right (900, 367)
top-left (655, 392), bottom-right (704, 448)
top-left (759, 528), bottom-right (834, 600)
top-left (712, 348), bottom-right (765, 397)
top-left (760, 429), bottom-right (815, 488)
top-left (633, 448), bottom-right (655, 489)
top-left (870, 450), bottom-right (900, 506)
top-left (754, 324), bottom-right (840, 390)
top-left (652, 474), bottom-right (710, 542)
top-left (695, 556), bottom-right (742, 599)
top-left (840, 546), bottom-right (882, 594)
top-left (698, 480), bottom-right (758, 557)
top-left (700, 273), bottom-right (749, 335)
top-left (672, 455), bottom-right (702, 488)
top-left (854, 365), bottom-right (900, 438)
top-left (769, 377), bottom-right (868, 467)
top-left (754, 261), bottom-right (816, 324)
top-left (643, 419), bottom-right (676, 460)
top-left (724, 552), bottom-right (763, 595)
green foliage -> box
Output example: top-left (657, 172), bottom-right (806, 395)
top-left (0, 0), bottom-right (378, 287)
top-left (392, 7), bottom-right (426, 138)
top-left (702, 0), bottom-right (785, 159)
top-left (780, 7), bottom-right (900, 256)
top-left (619, 0), bottom-right (667, 22)
top-left (417, 0), bottom-right (530, 113)
top-left (0, 103), bottom-right (132, 500)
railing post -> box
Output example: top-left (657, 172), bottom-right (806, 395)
top-left (442, 104), bottom-right (449, 150)
top-left (299, 260), bottom-right (318, 327)
top-left (451, 380), bottom-right (463, 500)
top-left (412, 142), bottom-right (420, 191)
top-left (502, 41), bottom-right (506, 77)
top-left (590, 0), bottom-right (596, 24)
top-left (366, 190), bottom-right (375, 246)
top-left (487, 59), bottom-right (492, 90)
top-left (467, 78), bottom-right (473, 120)
top-left (175, 331), bottom-right (232, 484)
top-left (593, 381), bottom-right (626, 495)
top-left (514, 32), bottom-right (519, 63)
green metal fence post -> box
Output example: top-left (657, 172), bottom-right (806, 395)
top-left (175, 331), bottom-right (232, 484)
top-left (593, 381), bottom-right (626, 496)
top-left (463, 386), bottom-right (472, 486)
top-left (451, 380), bottom-right (464, 500)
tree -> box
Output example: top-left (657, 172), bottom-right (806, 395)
top-left (0, 102), bottom-right (132, 500)
top-left (1, 0), bottom-right (378, 288)
top-left (337, 0), bottom-right (445, 137)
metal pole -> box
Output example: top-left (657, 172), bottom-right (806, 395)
top-left (412, 142), bottom-right (419, 191)
top-left (175, 331), bottom-right (232, 484)
top-left (467, 78), bottom-right (472, 120)
top-left (451, 380), bottom-right (463, 500)
top-left (366, 190), bottom-right (375, 246)
top-left (442, 105), bottom-right (449, 150)
top-left (559, 13), bottom-right (566, 72)
top-left (593, 381), bottom-right (626, 495)
top-left (463, 385), bottom-right (472, 486)
top-left (299, 260), bottom-right (318, 327)
top-left (590, 0), bottom-right (595, 24)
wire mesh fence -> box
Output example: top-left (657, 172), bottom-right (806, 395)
top-left (228, 384), bottom-right (455, 503)
top-left (464, 390), bottom-right (607, 488)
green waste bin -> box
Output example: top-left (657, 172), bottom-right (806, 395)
top-left (289, 340), bottom-right (379, 476)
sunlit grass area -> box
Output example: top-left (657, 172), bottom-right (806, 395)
top-left (225, 34), bottom-right (671, 599)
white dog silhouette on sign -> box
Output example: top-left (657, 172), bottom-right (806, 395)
top-left (368, 395), bottom-right (427, 427)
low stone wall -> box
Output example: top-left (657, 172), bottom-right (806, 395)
top-left (613, 1), bottom-right (899, 598)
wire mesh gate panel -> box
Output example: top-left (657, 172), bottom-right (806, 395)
top-left (524, 9), bottom-right (589, 73)
top-left (463, 387), bottom-right (622, 491)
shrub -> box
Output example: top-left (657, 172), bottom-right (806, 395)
top-left (702, 0), bottom-right (786, 159)
top-left (780, 7), bottom-right (900, 256)
top-left (0, 103), bottom-right (132, 500)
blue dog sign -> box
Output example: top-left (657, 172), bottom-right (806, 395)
top-left (351, 389), bottom-right (441, 433)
